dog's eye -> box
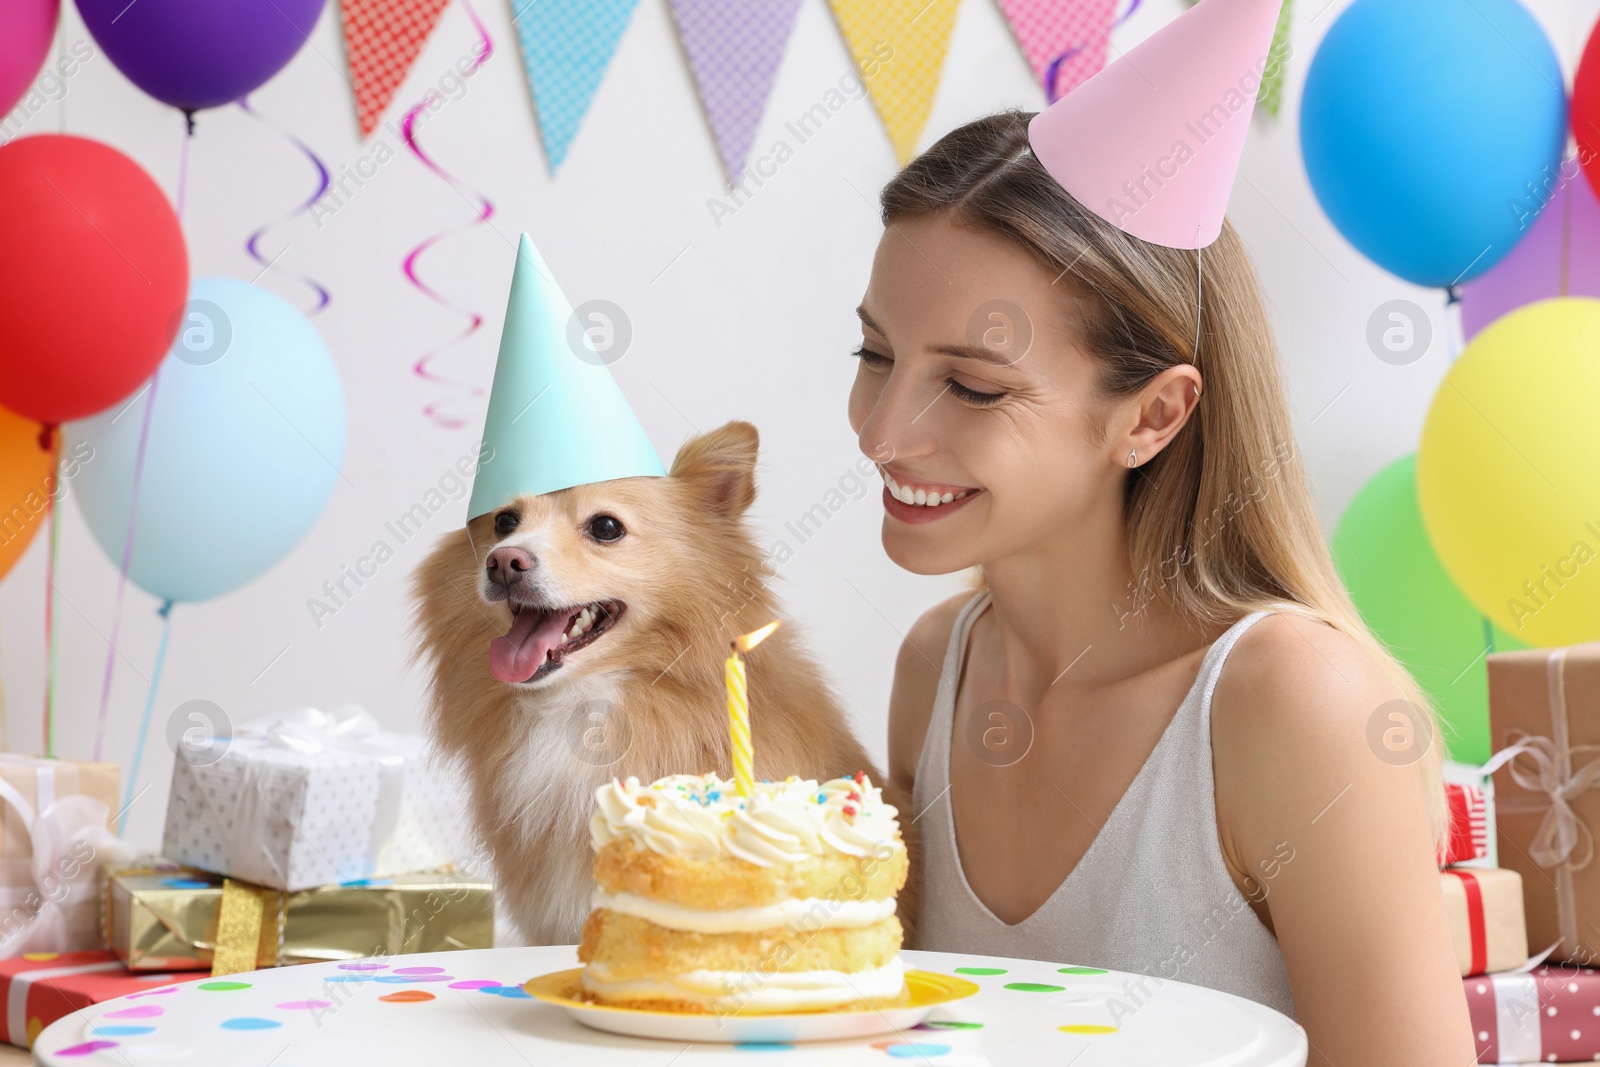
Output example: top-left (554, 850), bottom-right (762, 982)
top-left (587, 515), bottom-right (625, 543)
top-left (494, 511), bottom-right (520, 537)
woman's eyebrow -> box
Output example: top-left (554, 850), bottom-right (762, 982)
top-left (857, 307), bottom-right (1017, 369)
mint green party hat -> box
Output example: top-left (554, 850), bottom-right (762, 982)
top-left (466, 234), bottom-right (665, 521)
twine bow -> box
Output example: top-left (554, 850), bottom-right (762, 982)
top-left (1482, 647), bottom-right (1600, 955)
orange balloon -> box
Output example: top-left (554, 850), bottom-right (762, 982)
top-left (0, 405), bottom-right (54, 582)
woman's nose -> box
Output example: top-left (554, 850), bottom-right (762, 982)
top-left (856, 370), bottom-right (941, 466)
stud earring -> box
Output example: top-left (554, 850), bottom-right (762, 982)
top-left (1127, 448), bottom-right (1138, 468)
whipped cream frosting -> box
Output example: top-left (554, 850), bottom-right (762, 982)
top-left (592, 889), bottom-right (897, 934)
top-left (581, 956), bottom-right (906, 1011)
top-left (589, 772), bottom-right (902, 868)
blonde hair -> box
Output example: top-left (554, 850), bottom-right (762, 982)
top-left (881, 110), bottom-right (1447, 845)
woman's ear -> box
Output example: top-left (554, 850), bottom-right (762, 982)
top-left (669, 420), bottom-right (759, 516)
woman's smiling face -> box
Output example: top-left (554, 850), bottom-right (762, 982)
top-left (848, 211), bottom-right (1119, 576)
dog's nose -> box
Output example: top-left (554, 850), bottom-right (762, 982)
top-left (485, 545), bottom-right (535, 588)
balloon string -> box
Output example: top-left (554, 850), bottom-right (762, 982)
top-left (237, 97), bottom-right (333, 314)
top-left (93, 373), bottom-right (162, 761)
top-left (400, 0), bottom-right (494, 430)
top-left (177, 121), bottom-right (190, 218)
top-left (41, 431), bottom-right (60, 758)
top-left (121, 598), bottom-right (174, 828)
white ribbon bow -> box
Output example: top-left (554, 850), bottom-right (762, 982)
top-left (0, 760), bottom-right (134, 957)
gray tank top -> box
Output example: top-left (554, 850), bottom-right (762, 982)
top-left (913, 589), bottom-right (1297, 1019)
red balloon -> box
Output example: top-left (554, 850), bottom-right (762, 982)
top-left (1574, 23), bottom-right (1600, 201)
top-left (0, 135), bottom-right (187, 425)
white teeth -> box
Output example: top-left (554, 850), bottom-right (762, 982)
top-left (567, 606), bottom-right (598, 641)
top-left (880, 468), bottom-right (972, 508)
top-left (939, 492), bottom-right (954, 504)
top-left (912, 488), bottom-right (927, 505)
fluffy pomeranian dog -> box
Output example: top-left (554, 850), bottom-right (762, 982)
top-left (412, 421), bottom-right (916, 946)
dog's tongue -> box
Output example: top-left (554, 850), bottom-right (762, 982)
top-left (489, 608), bottom-right (570, 683)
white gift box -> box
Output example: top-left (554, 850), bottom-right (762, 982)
top-left (162, 705), bottom-right (467, 891)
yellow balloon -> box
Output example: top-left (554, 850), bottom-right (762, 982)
top-left (1417, 297), bottom-right (1600, 647)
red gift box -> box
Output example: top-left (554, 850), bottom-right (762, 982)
top-left (1440, 782), bottom-right (1488, 868)
top-left (1464, 965), bottom-right (1600, 1063)
top-left (0, 949), bottom-right (203, 1048)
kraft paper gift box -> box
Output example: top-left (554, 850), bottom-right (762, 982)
top-left (0, 757), bottom-right (133, 957)
top-left (1465, 964), bottom-right (1600, 1063)
top-left (1440, 867), bottom-right (1528, 976)
top-left (162, 704), bottom-right (467, 891)
top-left (0, 950), bottom-right (203, 1048)
top-left (104, 862), bottom-right (494, 973)
top-left (1487, 643), bottom-right (1600, 965)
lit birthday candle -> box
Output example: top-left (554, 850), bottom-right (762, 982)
top-left (726, 620), bottom-right (780, 797)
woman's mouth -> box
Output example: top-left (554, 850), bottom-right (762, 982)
top-left (879, 468), bottom-right (981, 524)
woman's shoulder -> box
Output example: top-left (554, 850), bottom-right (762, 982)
top-left (886, 590), bottom-right (979, 789)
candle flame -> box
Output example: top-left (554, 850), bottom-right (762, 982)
top-left (732, 619), bottom-right (781, 653)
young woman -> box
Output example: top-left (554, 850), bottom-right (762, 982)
top-left (850, 112), bottom-right (1475, 1063)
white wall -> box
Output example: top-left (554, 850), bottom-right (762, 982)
top-left (1, 0), bottom-right (1592, 848)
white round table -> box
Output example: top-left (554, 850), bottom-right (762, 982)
top-left (34, 947), bottom-right (1306, 1066)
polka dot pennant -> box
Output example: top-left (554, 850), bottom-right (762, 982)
top-left (379, 990), bottom-right (436, 1003)
top-left (198, 981), bottom-right (251, 991)
top-left (1003, 982), bottom-right (1065, 993)
top-left (1060, 1024), bottom-right (1118, 1034)
top-left (220, 1017), bottom-right (281, 1031)
top-left (954, 967), bottom-right (1007, 976)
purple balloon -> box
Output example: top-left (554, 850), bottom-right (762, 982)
top-left (1460, 170), bottom-right (1600, 340)
top-left (74, 0), bottom-right (327, 113)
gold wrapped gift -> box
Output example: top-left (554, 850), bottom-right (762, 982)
top-left (105, 862), bottom-right (493, 974)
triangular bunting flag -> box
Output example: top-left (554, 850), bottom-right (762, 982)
top-left (339, 0), bottom-right (453, 138)
top-left (669, 0), bottom-right (804, 183)
top-left (512, 0), bottom-right (644, 173)
top-left (827, 0), bottom-right (961, 163)
top-left (997, 0), bottom-right (1119, 103)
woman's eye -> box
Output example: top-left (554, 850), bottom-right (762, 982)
top-left (494, 511), bottom-right (520, 537)
top-left (587, 514), bottom-right (626, 542)
top-left (852, 346), bottom-right (892, 369)
top-left (948, 379), bottom-right (1006, 406)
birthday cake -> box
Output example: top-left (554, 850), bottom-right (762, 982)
top-left (577, 771), bottom-right (908, 1014)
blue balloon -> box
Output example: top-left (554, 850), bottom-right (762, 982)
top-left (70, 278), bottom-right (345, 603)
top-left (1300, 0), bottom-right (1566, 288)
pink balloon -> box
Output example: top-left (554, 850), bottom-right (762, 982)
top-left (1459, 171), bottom-right (1600, 340)
top-left (0, 0), bottom-right (59, 116)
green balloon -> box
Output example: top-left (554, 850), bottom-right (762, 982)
top-left (1332, 455), bottom-right (1527, 764)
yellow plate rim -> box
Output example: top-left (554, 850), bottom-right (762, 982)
top-left (523, 968), bottom-right (979, 1018)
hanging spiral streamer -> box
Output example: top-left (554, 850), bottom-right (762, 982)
top-left (237, 97), bottom-right (333, 314)
top-left (400, 0), bottom-right (496, 430)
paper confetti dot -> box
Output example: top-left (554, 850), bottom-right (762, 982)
top-left (26, 1019), bottom-right (42, 1045)
top-left (324, 975), bottom-right (374, 983)
top-left (1060, 1024), bottom-right (1118, 1034)
top-left (126, 986), bottom-right (181, 999)
top-left (91, 1025), bottom-right (156, 1037)
top-left (1057, 967), bottom-right (1108, 975)
top-left (734, 1041), bottom-right (793, 1050)
top-left (337, 962), bottom-right (388, 971)
top-left (480, 986), bottom-right (532, 999)
top-left (55, 1040), bottom-right (119, 1056)
top-left (954, 967), bottom-right (1007, 976)
top-left (1004, 983), bottom-right (1064, 993)
top-left (394, 966), bottom-right (446, 974)
top-left (198, 982), bottom-right (251, 991)
top-left (885, 1044), bottom-right (950, 1058)
top-left (923, 1021), bottom-right (983, 1030)
top-left (22, 952), bottom-right (60, 962)
top-left (275, 1000), bottom-right (333, 1011)
top-left (448, 980), bottom-right (501, 990)
top-left (379, 990), bottom-right (436, 1003)
top-left (104, 1004), bottom-right (164, 1019)
top-left (220, 1018), bottom-right (281, 1031)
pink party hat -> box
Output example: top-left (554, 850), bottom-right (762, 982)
top-left (1028, 0), bottom-right (1285, 249)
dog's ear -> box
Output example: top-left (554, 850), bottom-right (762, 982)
top-left (670, 421), bottom-right (759, 516)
